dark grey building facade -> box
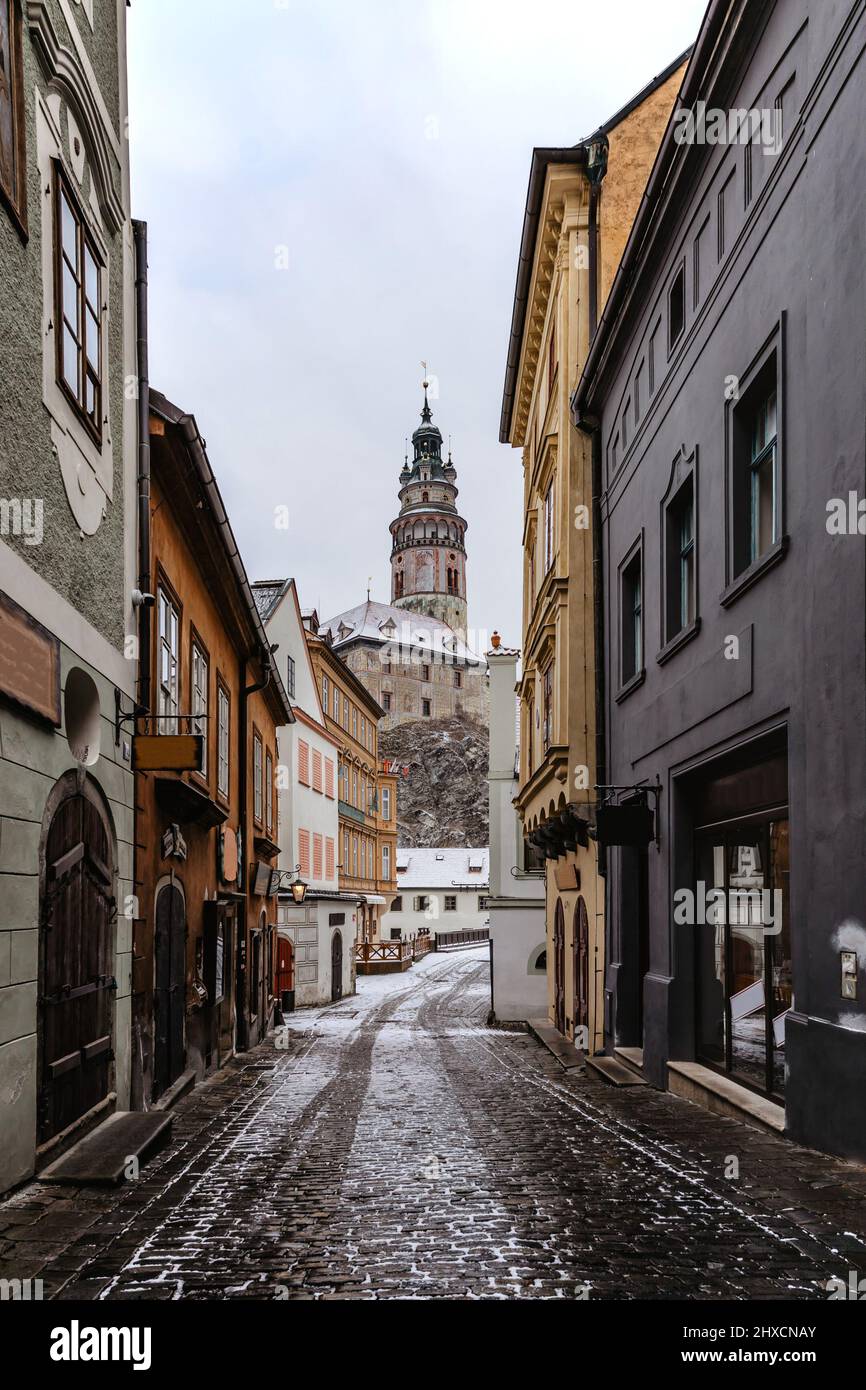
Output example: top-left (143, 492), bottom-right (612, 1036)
top-left (574, 0), bottom-right (866, 1160)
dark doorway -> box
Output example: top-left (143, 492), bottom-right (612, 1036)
top-left (574, 895), bottom-right (589, 1040)
top-left (331, 929), bottom-right (343, 1002)
top-left (154, 883), bottom-right (186, 1098)
top-left (553, 899), bottom-right (566, 1033)
top-left (618, 839), bottom-right (649, 1047)
top-left (39, 789), bottom-right (114, 1145)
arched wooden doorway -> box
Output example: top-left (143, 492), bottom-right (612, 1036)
top-left (331, 929), bottom-right (343, 1002)
top-left (275, 935), bottom-right (294, 1003)
top-left (38, 780), bottom-right (115, 1145)
top-left (553, 899), bottom-right (566, 1034)
top-left (574, 895), bottom-right (589, 1043)
top-left (154, 882), bottom-right (186, 1099)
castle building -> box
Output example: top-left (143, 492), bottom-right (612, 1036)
top-left (321, 388), bottom-right (486, 731)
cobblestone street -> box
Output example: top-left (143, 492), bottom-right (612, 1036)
top-left (2, 948), bottom-right (866, 1302)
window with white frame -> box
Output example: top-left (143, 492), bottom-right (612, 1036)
top-left (253, 731), bottom-right (263, 824)
top-left (217, 682), bottom-right (230, 797)
top-left (382, 787), bottom-right (391, 822)
top-left (265, 749), bottom-right (273, 835)
top-left (382, 844), bottom-right (391, 880)
top-left (191, 641), bottom-right (208, 774)
top-left (158, 587), bottom-right (179, 730)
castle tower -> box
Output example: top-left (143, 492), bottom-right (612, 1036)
top-left (390, 384), bottom-right (468, 634)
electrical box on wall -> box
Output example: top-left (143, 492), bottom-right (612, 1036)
top-left (841, 950), bottom-right (858, 1000)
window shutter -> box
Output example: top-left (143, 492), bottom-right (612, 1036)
top-left (298, 828), bottom-right (310, 877)
top-left (313, 833), bottom-right (323, 880)
top-left (324, 757), bottom-right (335, 799)
top-left (312, 748), bottom-right (323, 792)
top-left (298, 739), bottom-right (310, 786)
top-left (325, 837), bottom-right (335, 880)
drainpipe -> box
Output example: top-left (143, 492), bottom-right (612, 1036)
top-left (585, 135), bottom-right (608, 338)
top-left (131, 218), bottom-right (150, 1112)
top-left (237, 653), bottom-right (272, 1051)
top-left (133, 219), bottom-right (151, 712)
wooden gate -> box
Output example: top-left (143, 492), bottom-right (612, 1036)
top-left (154, 883), bottom-right (186, 1098)
top-left (553, 899), bottom-right (566, 1034)
top-left (331, 929), bottom-right (343, 1002)
top-left (574, 895), bottom-right (589, 1038)
top-left (39, 790), bottom-right (114, 1145)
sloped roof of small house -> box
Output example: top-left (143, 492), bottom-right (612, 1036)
top-left (394, 846), bottom-right (489, 888)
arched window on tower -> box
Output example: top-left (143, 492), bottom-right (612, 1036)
top-left (422, 491), bottom-right (429, 502)
top-left (395, 570), bottom-right (404, 598)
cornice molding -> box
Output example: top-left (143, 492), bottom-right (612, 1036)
top-left (27, 0), bottom-right (125, 233)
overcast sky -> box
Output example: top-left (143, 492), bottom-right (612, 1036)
top-left (127, 0), bottom-right (706, 648)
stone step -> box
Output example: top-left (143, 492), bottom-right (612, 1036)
top-left (527, 1018), bottom-right (585, 1070)
top-left (40, 1110), bottom-right (172, 1186)
top-left (587, 1055), bottom-right (648, 1087)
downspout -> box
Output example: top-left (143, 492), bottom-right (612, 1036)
top-left (237, 655), bottom-right (271, 1051)
top-left (132, 218), bottom-right (149, 1112)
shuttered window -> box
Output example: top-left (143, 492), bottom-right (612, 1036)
top-left (312, 747), bottom-right (323, 792)
top-left (325, 837), bottom-right (335, 880)
top-left (313, 833), bottom-right (323, 880)
top-left (298, 739), bottom-right (310, 786)
top-left (324, 756), bottom-right (335, 799)
top-left (298, 828), bottom-right (310, 877)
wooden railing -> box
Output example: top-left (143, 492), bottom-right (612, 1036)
top-left (354, 934), bottom-right (434, 969)
top-left (434, 927), bottom-right (490, 951)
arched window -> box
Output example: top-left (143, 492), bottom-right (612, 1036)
top-left (529, 947), bottom-right (547, 974)
top-left (422, 490), bottom-right (429, 502)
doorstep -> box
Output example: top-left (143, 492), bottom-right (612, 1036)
top-left (526, 1018), bottom-right (584, 1070)
top-left (667, 1060), bottom-right (785, 1135)
top-left (153, 1067), bottom-right (197, 1112)
top-left (588, 1054), bottom-right (648, 1087)
top-left (39, 1110), bottom-right (173, 1186)
top-left (613, 1046), bottom-right (645, 1078)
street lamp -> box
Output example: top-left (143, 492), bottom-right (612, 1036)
top-left (277, 863), bottom-right (308, 904)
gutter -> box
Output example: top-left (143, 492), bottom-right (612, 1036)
top-left (133, 219), bottom-right (151, 712)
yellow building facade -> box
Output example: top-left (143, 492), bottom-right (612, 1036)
top-left (500, 55), bottom-right (688, 1054)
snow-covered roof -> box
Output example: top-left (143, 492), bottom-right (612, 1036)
top-left (394, 847), bottom-right (489, 888)
top-left (319, 599), bottom-right (485, 668)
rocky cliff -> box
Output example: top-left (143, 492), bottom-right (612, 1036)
top-left (380, 713), bottom-right (489, 848)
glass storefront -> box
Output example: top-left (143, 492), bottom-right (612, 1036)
top-left (695, 811), bottom-right (791, 1098)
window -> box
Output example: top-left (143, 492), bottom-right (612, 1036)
top-left (157, 586), bottom-right (179, 730)
top-left (421, 663), bottom-right (430, 682)
top-left (286, 655), bottom-right (296, 700)
top-left (253, 730), bottom-right (263, 824)
top-left (343, 830), bottom-right (349, 871)
top-left (748, 388), bottom-right (778, 564)
top-left (729, 350), bottom-right (781, 581)
top-left (361, 715), bottom-right (366, 744)
top-left (665, 474), bottom-right (696, 642)
top-left (324, 756), bottom-right (335, 799)
top-left (298, 828), bottom-right (310, 877)
top-left (382, 787), bottom-right (391, 822)
top-left (392, 896), bottom-right (403, 913)
top-left (382, 844), bottom-right (391, 880)
top-left (191, 641), bottom-right (208, 775)
top-left (454, 670), bottom-right (462, 689)
top-left (344, 697), bottom-right (349, 730)
top-left (422, 699), bottom-right (431, 717)
top-left (325, 837), bottom-right (335, 879)
top-left (548, 322), bottom-right (556, 392)
top-left (55, 165), bottom-right (102, 439)
top-left (333, 686), bottom-right (340, 721)
top-left (265, 750), bottom-right (273, 834)
top-left (620, 547), bottom-right (643, 685)
top-left (352, 707), bottom-right (358, 738)
top-left (414, 895), bottom-right (430, 912)
top-left (544, 479), bottom-right (555, 571)
top-left (668, 262), bottom-right (685, 354)
top-left (542, 663), bottom-right (553, 752)
top-left (383, 692), bottom-right (392, 713)
top-left (477, 896), bottom-right (487, 913)
top-left (313, 833), bottom-right (323, 880)
top-left (0, 0), bottom-right (27, 231)
top-left (312, 747), bottom-right (323, 792)
top-left (444, 895), bottom-right (457, 912)
top-left (217, 681), bottom-right (230, 797)
top-left (322, 674), bottom-right (329, 710)
top-left (352, 836), bottom-right (358, 877)
top-left (352, 768), bottom-right (358, 805)
top-left (298, 739), bottom-right (310, 786)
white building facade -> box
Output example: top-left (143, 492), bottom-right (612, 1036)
top-left (486, 639), bottom-right (547, 1024)
top-left (381, 848), bottom-right (490, 941)
top-left (253, 580), bottom-right (355, 1005)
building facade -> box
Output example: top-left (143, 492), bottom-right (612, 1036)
top-left (134, 392), bottom-right (293, 1105)
top-left (486, 635), bottom-right (546, 1025)
top-left (253, 577), bottom-right (357, 1007)
top-left (322, 391), bottom-right (487, 730)
top-left (381, 848), bottom-right (489, 941)
top-left (0, 0), bottom-right (138, 1195)
top-left (500, 52), bottom-right (688, 1057)
top-left (573, 0), bottom-right (866, 1161)
top-left (305, 626), bottom-right (397, 941)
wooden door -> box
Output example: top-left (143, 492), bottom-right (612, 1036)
top-left (553, 900), bottom-right (565, 1034)
top-left (574, 895), bottom-right (589, 1038)
top-left (39, 792), bottom-right (114, 1145)
top-left (275, 935), bottom-right (294, 998)
top-left (154, 884), bottom-right (186, 1097)
top-left (331, 929), bottom-right (343, 1002)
